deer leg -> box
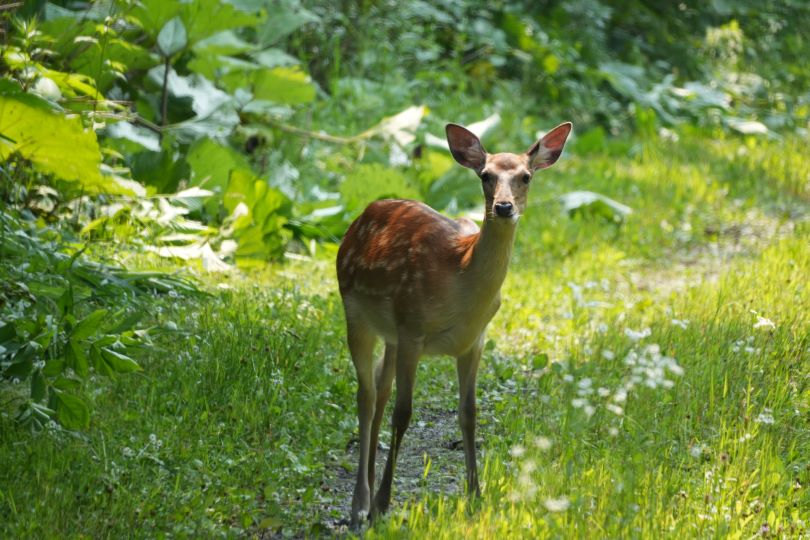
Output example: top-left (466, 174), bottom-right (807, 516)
top-left (372, 334), bottom-right (423, 517)
top-left (368, 343), bottom-right (396, 501)
top-left (457, 336), bottom-right (484, 498)
top-left (347, 319), bottom-right (378, 527)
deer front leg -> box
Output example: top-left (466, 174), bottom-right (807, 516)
top-left (372, 334), bottom-right (423, 517)
top-left (347, 321), bottom-right (378, 527)
top-left (457, 336), bottom-right (484, 497)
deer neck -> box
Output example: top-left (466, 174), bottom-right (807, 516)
top-left (462, 217), bottom-right (517, 295)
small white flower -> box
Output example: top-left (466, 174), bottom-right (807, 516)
top-left (578, 378), bottom-right (593, 389)
top-left (608, 427), bottom-right (619, 437)
top-left (671, 319), bottom-right (689, 329)
top-left (544, 497), bottom-right (570, 512)
top-left (597, 323), bottom-right (608, 334)
top-left (563, 374), bottom-right (574, 383)
top-left (606, 403), bottom-right (624, 416)
top-left (571, 398), bottom-right (587, 409)
top-left (122, 447), bottom-right (135, 458)
top-left (597, 387), bottom-right (611, 397)
top-left (753, 316), bottom-right (776, 330)
top-left (755, 409), bottom-right (775, 425)
top-left (625, 327), bottom-right (651, 341)
top-left (602, 350), bottom-right (615, 360)
top-left (533, 436), bottom-right (552, 451)
top-left (690, 445), bottom-right (704, 458)
top-left (584, 405), bottom-right (595, 417)
top-left (509, 445), bottom-right (526, 458)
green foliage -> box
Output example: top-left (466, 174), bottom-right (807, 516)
top-left (0, 80), bottom-right (119, 194)
top-left (0, 210), bottom-right (200, 430)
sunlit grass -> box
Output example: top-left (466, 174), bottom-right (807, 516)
top-left (1, 132), bottom-right (807, 538)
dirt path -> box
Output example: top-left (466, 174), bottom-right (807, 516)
top-left (317, 405), bottom-right (467, 536)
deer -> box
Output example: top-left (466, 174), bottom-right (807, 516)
top-left (336, 121), bottom-right (572, 526)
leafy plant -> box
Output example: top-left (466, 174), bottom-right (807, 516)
top-left (0, 210), bottom-right (200, 430)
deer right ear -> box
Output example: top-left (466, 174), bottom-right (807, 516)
top-left (446, 124), bottom-right (486, 171)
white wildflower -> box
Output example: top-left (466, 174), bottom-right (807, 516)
top-left (624, 327), bottom-right (651, 341)
top-left (563, 374), bottom-right (574, 383)
top-left (571, 398), bottom-right (587, 409)
top-left (578, 378), bottom-right (593, 389)
top-left (534, 436), bottom-right (552, 451)
top-left (122, 447), bottom-right (135, 458)
top-left (690, 444), bottom-right (704, 458)
top-left (584, 405), bottom-right (595, 417)
top-left (544, 497), bottom-right (570, 512)
top-left (606, 403), bottom-right (624, 416)
top-left (755, 409), bottom-right (775, 425)
top-left (597, 387), bottom-right (611, 397)
top-left (602, 350), bottom-right (615, 360)
top-left (753, 316), bottom-right (776, 330)
top-left (608, 427), bottom-right (619, 437)
top-left (509, 445), bottom-right (526, 458)
top-left (671, 319), bottom-right (689, 329)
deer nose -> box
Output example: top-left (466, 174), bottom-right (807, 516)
top-left (494, 202), bottom-right (514, 217)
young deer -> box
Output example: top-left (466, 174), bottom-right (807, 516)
top-left (336, 121), bottom-right (572, 525)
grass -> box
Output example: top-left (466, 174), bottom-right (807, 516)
top-left (1, 130), bottom-right (808, 538)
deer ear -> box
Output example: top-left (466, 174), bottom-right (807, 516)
top-left (446, 124), bottom-right (486, 171)
top-left (527, 122), bottom-right (572, 171)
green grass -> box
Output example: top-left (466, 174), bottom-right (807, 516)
top-left (1, 131), bottom-right (808, 538)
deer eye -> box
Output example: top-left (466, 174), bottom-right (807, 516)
top-left (522, 173), bottom-right (531, 184)
top-left (480, 172), bottom-right (493, 183)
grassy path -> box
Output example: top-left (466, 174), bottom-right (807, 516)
top-left (1, 133), bottom-right (808, 538)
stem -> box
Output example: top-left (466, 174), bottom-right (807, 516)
top-left (264, 117), bottom-right (361, 145)
top-left (160, 57), bottom-right (170, 132)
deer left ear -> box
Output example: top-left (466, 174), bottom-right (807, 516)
top-left (527, 122), bottom-right (572, 171)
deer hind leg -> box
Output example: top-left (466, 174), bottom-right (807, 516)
top-left (372, 333), bottom-right (423, 517)
top-left (368, 343), bottom-right (396, 502)
top-left (457, 335), bottom-right (484, 498)
top-left (347, 317), bottom-right (378, 527)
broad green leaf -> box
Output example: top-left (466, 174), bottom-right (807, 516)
top-left (187, 138), bottom-right (252, 193)
top-left (90, 345), bottom-right (114, 377)
top-left (558, 191), bottom-right (633, 223)
top-left (224, 169), bottom-right (256, 213)
top-left (71, 309), bottom-right (108, 340)
top-left (250, 48), bottom-right (299, 69)
top-left (70, 39), bottom-right (157, 92)
top-left (129, 149), bottom-right (189, 193)
top-left (31, 370), bottom-right (46, 401)
top-left (42, 359), bottom-right (64, 377)
top-left (100, 348), bottom-right (142, 373)
top-left (52, 377), bottom-right (82, 391)
top-left (252, 66), bottom-right (316, 104)
top-left (179, 0), bottom-right (262, 45)
top-left (0, 321), bottom-right (16, 344)
top-left (193, 30), bottom-right (256, 56)
top-left (0, 81), bottom-right (126, 194)
top-left (171, 187), bottom-right (215, 213)
top-left (157, 17), bottom-right (188, 57)
top-left (55, 392), bottom-right (90, 429)
top-left (130, 0), bottom-right (182, 38)
top-left (340, 164), bottom-right (419, 214)
top-left (256, 2), bottom-right (319, 45)
top-left (68, 339), bottom-right (90, 378)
